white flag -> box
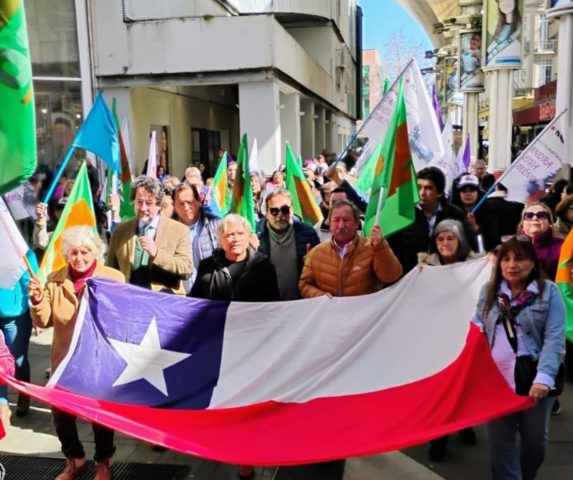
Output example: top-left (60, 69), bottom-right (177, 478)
top-left (146, 130), bottom-right (157, 179)
top-left (250, 138), bottom-right (260, 174)
top-left (497, 112), bottom-right (567, 203)
top-left (403, 59), bottom-right (445, 171)
top-left (0, 197), bottom-right (28, 289)
top-left (430, 116), bottom-right (459, 196)
top-left (355, 60), bottom-right (444, 173)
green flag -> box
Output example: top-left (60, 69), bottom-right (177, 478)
top-left (0, 1), bottom-right (36, 194)
top-left (111, 99), bottom-right (135, 220)
top-left (210, 151), bottom-right (231, 216)
top-left (355, 143), bottom-right (383, 195)
top-left (285, 142), bottom-right (323, 226)
top-left (382, 78), bottom-right (391, 94)
top-left (364, 79), bottom-right (418, 237)
top-left (230, 134), bottom-right (256, 230)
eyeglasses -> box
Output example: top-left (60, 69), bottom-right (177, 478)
top-left (500, 234), bottom-right (531, 244)
top-left (523, 211), bottom-right (549, 221)
top-left (269, 205), bottom-right (291, 216)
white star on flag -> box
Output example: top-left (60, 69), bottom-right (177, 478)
top-left (109, 318), bottom-right (191, 396)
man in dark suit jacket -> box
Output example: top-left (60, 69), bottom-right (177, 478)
top-left (107, 176), bottom-right (192, 294)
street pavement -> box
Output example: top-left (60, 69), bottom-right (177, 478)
top-left (1, 328), bottom-right (572, 479)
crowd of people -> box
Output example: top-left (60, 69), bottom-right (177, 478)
top-left (0, 149), bottom-right (571, 480)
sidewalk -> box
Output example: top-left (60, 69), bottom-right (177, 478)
top-left (0, 328), bottom-right (442, 480)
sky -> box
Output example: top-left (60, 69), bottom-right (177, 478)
top-left (359, 0), bottom-right (434, 52)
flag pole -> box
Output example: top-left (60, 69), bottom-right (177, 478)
top-left (43, 145), bottom-right (76, 204)
top-left (471, 109), bottom-right (568, 215)
top-left (333, 59), bottom-right (415, 167)
top-left (375, 187), bottom-right (386, 228)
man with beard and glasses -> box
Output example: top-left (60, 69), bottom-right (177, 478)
top-left (299, 199), bottom-right (402, 298)
top-left (256, 188), bottom-right (320, 300)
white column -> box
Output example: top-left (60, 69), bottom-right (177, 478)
top-left (280, 92), bottom-right (301, 163)
top-left (553, 12), bottom-right (573, 167)
top-left (315, 106), bottom-right (326, 156)
top-left (487, 69), bottom-right (513, 171)
top-left (463, 93), bottom-right (480, 160)
top-left (239, 81), bottom-right (281, 174)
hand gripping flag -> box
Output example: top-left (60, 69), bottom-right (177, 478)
top-left (0, 0), bottom-right (36, 194)
top-left (2, 259), bottom-right (532, 465)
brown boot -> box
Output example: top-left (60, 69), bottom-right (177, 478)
top-left (55, 458), bottom-right (88, 480)
top-left (94, 458), bottom-right (113, 480)
top-left (15, 393), bottom-right (30, 417)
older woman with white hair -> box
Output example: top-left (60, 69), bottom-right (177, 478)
top-left (28, 226), bottom-right (124, 480)
top-left (190, 213), bottom-right (279, 303)
top-left (189, 214), bottom-right (278, 479)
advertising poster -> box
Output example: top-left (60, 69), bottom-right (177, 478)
top-left (484, 0), bottom-right (524, 68)
top-left (459, 30), bottom-right (485, 92)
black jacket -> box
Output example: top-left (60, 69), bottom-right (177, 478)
top-left (190, 247), bottom-right (280, 302)
top-left (256, 217), bottom-right (320, 278)
top-left (388, 199), bottom-right (477, 274)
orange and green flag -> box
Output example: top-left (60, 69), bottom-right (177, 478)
top-left (364, 79), bottom-right (418, 237)
top-left (0, 0), bottom-right (36, 194)
top-left (285, 142), bottom-right (323, 226)
top-left (111, 99), bottom-right (135, 220)
top-left (230, 134), bottom-right (256, 230)
top-left (556, 228), bottom-right (573, 343)
top-left (355, 143), bottom-right (383, 195)
top-left (210, 152), bottom-right (231, 216)
top-left (38, 162), bottom-right (97, 283)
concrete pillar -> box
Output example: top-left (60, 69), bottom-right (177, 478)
top-left (549, 8), bottom-right (573, 168)
top-left (280, 92), bottom-right (301, 164)
top-left (487, 69), bottom-right (513, 171)
top-left (325, 111), bottom-right (333, 152)
top-left (463, 93), bottom-right (479, 160)
top-left (300, 100), bottom-right (315, 160)
top-left (239, 81), bottom-right (281, 173)
top-left (315, 107), bottom-right (326, 156)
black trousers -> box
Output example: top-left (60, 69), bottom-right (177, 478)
top-left (52, 408), bottom-right (116, 462)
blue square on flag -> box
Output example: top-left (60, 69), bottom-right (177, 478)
top-left (51, 278), bottom-right (228, 409)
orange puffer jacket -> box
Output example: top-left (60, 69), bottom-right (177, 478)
top-left (299, 235), bottom-right (403, 298)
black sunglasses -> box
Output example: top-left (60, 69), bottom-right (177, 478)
top-left (523, 211), bottom-right (549, 221)
top-left (269, 205), bottom-right (290, 216)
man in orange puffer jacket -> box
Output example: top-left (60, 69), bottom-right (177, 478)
top-left (299, 199), bottom-right (402, 298)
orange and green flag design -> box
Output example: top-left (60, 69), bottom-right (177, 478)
top-left (355, 143), bottom-right (383, 195)
top-left (38, 162), bottom-right (97, 283)
top-left (230, 134), bottom-right (256, 230)
top-left (210, 152), bottom-right (231, 216)
top-left (0, 0), bottom-right (36, 194)
top-left (556, 228), bottom-right (573, 343)
top-left (285, 142), bottom-right (323, 226)
top-left (364, 79), bottom-right (418, 237)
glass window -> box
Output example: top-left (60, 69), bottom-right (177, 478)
top-left (34, 80), bottom-right (84, 171)
top-left (26, 0), bottom-right (81, 78)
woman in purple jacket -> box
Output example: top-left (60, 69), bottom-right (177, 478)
top-left (519, 203), bottom-right (563, 279)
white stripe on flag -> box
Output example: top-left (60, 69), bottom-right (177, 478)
top-left (210, 258), bottom-right (492, 408)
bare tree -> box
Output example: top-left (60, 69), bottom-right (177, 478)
top-left (381, 29), bottom-right (430, 82)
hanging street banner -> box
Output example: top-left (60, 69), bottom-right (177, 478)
top-left (484, 0), bottom-right (524, 68)
top-left (459, 30), bottom-right (485, 92)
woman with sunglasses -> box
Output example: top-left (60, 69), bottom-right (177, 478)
top-left (473, 236), bottom-right (565, 480)
top-left (519, 203), bottom-right (563, 280)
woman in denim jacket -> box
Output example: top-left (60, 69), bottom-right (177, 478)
top-left (473, 236), bottom-right (565, 480)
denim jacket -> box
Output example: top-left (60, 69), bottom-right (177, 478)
top-left (473, 281), bottom-right (566, 383)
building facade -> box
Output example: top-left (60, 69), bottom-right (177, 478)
top-left (361, 49), bottom-right (384, 119)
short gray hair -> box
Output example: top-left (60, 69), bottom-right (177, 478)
top-left (61, 226), bottom-right (105, 261)
top-left (265, 187), bottom-right (292, 207)
top-left (131, 176), bottom-right (164, 204)
top-left (215, 214), bottom-right (252, 239)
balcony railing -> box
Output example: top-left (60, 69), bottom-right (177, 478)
top-left (536, 40), bottom-right (555, 52)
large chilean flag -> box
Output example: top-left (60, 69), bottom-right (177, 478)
top-left (3, 259), bottom-right (531, 464)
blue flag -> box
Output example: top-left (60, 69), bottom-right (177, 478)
top-left (73, 92), bottom-right (120, 172)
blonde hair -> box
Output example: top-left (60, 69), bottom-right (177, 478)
top-left (61, 226), bottom-right (105, 261)
top-left (215, 214), bottom-right (252, 239)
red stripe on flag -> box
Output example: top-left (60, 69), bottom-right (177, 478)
top-left (2, 325), bottom-right (531, 465)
